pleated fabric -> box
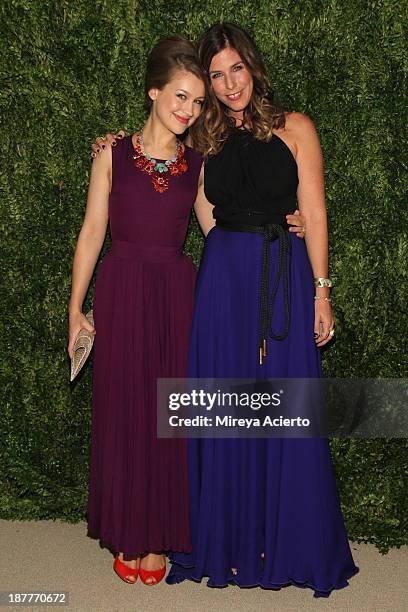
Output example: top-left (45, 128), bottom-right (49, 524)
top-left (166, 228), bottom-right (359, 597)
top-left (86, 136), bottom-right (203, 560)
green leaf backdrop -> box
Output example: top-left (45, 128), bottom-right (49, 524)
top-left (1, 0), bottom-right (407, 552)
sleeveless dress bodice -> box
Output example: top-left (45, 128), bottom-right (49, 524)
top-left (109, 135), bottom-right (202, 247)
top-left (204, 127), bottom-right (299, 225)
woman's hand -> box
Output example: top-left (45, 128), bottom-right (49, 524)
top-left (91, 130), bottom-right (127, 158)
top-left (67, 311), bottom-right (96, 359)
top-left (286, 209), bottom-right (306, 238)
top-left (314, 299), bottom-right (335, 347)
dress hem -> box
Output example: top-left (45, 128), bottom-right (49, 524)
top-left (165, 563), bottom-right (360, 598)
top-left (87, 527), bottom-right (192, 559)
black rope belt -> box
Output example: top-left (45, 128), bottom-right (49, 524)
top-left (216, 219), bottom-right (291, 365)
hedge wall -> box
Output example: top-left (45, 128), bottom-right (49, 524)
top-left (1, 0), bottom-right (407, 553)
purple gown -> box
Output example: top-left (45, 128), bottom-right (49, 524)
top-left (87, 135), bottom-right (202, 560)
top-left (167, 127), bottom-right (359, 596)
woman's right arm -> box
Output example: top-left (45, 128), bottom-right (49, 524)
top-left (67, 146), bottom-right (112, 357)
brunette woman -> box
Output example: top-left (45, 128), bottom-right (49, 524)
top-left (68, 37), bottom-right (205, 585)
top-left (163, 23), bottom-right (359, 598)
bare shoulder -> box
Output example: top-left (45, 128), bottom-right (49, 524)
top-left (285, 112), bottom-right (318, 140)
top-left (273, 112), bottom-right (319, 161)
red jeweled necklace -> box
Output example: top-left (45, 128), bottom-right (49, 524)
top-left (133, 130), bottom-right (188, 193)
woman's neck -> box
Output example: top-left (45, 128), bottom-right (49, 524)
top-left (140, 116), bottom-right (177, 158)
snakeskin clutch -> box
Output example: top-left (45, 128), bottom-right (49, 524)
top-left (70, 310), bottom-right (95, 381)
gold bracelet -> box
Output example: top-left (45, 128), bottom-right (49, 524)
top-left (314, 277), bottom-right (333, 288)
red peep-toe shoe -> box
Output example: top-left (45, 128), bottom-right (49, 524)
top-left (113, 555), bottom-right (138, 584)
top-left (139, 556), bottom-right (166, 586)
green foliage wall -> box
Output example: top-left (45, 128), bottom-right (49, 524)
top-left (1, 0), bottom-right (407, 552)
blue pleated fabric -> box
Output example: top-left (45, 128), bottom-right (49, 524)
top-left (166, 227), bottom-right (359, 597)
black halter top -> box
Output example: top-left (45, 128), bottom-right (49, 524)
top-left (204, 126), bottom-right (299, 226)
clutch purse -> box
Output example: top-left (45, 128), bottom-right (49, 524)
top-left (70, 310), bottom-right (95, 381)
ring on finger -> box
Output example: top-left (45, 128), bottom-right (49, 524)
top-left (329, 329), bottom-right (335, 337)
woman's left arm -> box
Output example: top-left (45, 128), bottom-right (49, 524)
top-left (293, 112), bottom-right (334, 347)
top-left (194, 163), bottom-right (216, 237)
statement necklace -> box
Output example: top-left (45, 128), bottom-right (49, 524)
top-left (133, 130), bottom-right (188, 193)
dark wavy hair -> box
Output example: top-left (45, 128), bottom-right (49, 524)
top-left (189, 22), bottom-right (288, 157)
top-left (144, 36), bottom-right (206, 111)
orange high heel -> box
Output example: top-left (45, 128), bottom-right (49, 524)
top-left (113, 554), bottom-right (139, 584)
top-left (139, 555), bottom-right (166, 586)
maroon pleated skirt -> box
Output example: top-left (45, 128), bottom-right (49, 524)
top-left (87, 240), bottom-right (195, 560)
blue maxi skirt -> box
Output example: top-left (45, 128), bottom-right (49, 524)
top-left (166, 226), bottom-right (359, 597)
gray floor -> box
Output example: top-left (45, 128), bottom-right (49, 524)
top-left (1, 519), bottom-right (407, 611)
